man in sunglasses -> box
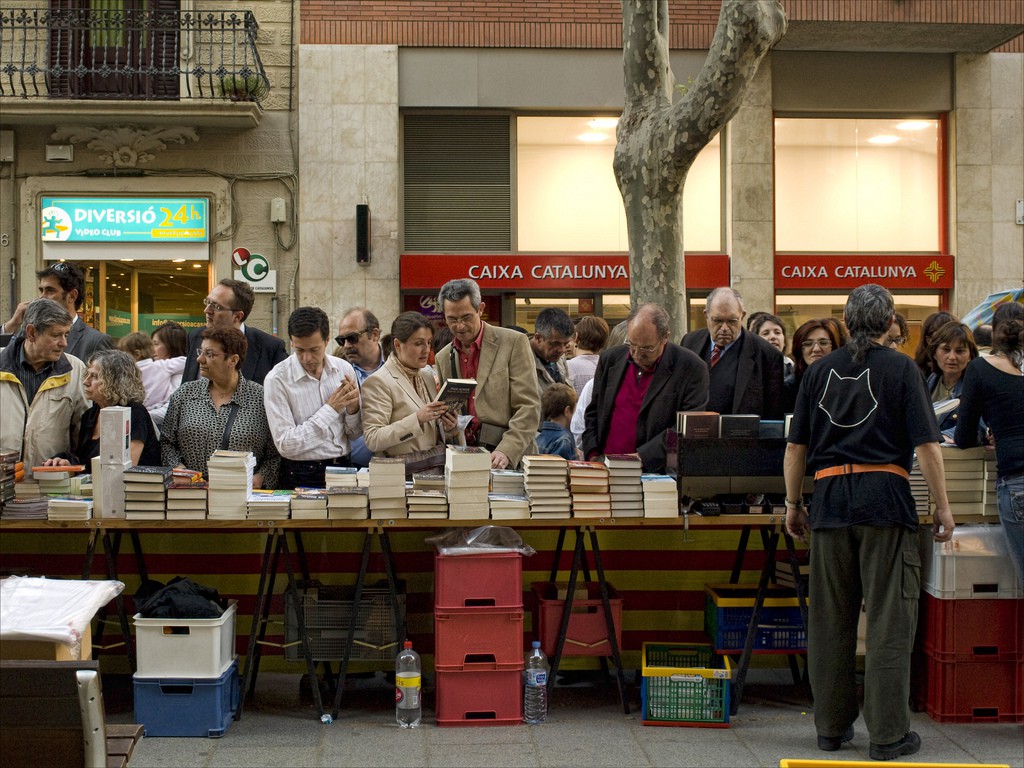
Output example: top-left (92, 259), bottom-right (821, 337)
top-left (334, 307), bottom-right (385, 467)
top-left (181, 279), bottom-right (286, 386)
top-left (3, 261), bottom-right (113, 363)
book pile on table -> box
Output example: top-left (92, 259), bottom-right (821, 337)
top-left (0, 451), bottom-right (22, 509)
top-left (932, 446), bottom-right (986, 519)
top-left (909, 456), bottom-right (929, 517)
top-left (983, 451), bottom-right (998, 516)
top-left (33, 466), bottom-right (85, 497)
top-left (407, 489), bottom-right (448, 519)
top-left (413, 472), bottom-right (445, 492)
top-left (123, 465), bottom-right (173, 520)
top-left (491, 469), bottom-right (525, 495)
top-left (445, 446), bottom-right (491, 520)
top-left (207, 451), bottom-right (255, 519)
top-left (325, 465), bottom-right (360, 489)
top-left (166, 469), bottom-right (208, 521)
top-left (568, 461), bottom-right (611, 519)
top-left (47, 496), bottom-right (94, 521)
top-left (369, 457), bottom-right (408, 519)
top-left (605, 454), bottom-right (644, 518)
top-left (290, 488), bottom-right (328, 520)
top-left (327, 486), bottom-right (369, 520)
top-left (641, 474), bottom-right (678, 518)
top-left (12, 479), bottom-right (40, 499)
top-left (247, 490), bottom-right (293, 520)
top-left (1, 496), bottom-right (49, 520)
top-left (523, 454), bottom-right (571, 519)
top-left (490, 467), bottom-right (528, 518)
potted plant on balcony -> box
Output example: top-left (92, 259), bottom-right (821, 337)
top-left (218, 75), bottom-right (265, 102)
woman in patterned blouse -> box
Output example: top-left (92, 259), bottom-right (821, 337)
top-left (161, 327), bottom-right (279, 488)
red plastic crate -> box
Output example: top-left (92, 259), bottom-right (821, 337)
top-left (923, 654), bottom-right (1023, 723)
top-left (434, 552), bottom-right (523, 610)
top-left (921, 593), bottom-right (1024, 662)
top-left (531, 581), bottom-right (623, 657)
top-left (434, 608), bottom-right (525, 667)
top-left (434, 662), bottom-right (523, 726)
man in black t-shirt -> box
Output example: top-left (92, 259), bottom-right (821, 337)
top-left (784, 283), bottom-right (954, 761)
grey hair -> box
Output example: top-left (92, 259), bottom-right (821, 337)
top-left (438, 279), bottom-right (481, 310)
top-left (342, 306), bottom-right (380, 333)
top-left (844, 284), bottom-right (894, 362)
top-left (25, 298), bottom-right (72, 333)
top-left (706, 286), bottom-right (744, 313)
top-left (88, 349), bottom-right (146, 406)
top-left (609, 319), bottom-right (629, 347)
top-left (534, 307), bottom-right (574, 339)
top-left (627, 303), bottom-right (671, 340)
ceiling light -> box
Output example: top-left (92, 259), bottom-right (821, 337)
top-left (896, 120), bottom-right (931, 131)
top-left (121, 258), bottom-right (133, 262)
top-left (588, 117), bottom-right (619, 130)
top-left (192, 264), bottom-right (202, 268)
top-left (867, 135), bottom-right (899, 145)
top-left (172, 258), bottom-right (186, 263)
top-left (577, 132), bottom-right (609, 143)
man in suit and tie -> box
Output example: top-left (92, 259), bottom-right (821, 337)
top-left (181, 278), bottom-right (286, 386)
top-left (583, 303), bottom-right (708, 473)
top-left (3, 262), bottom-right (113, 362)
top-left (435, 278), bottom-right (541, 470)
top-left (681, 286), bottom-right (785, 420)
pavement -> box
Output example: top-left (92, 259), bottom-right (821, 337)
top-left (107, 667), bottom-right (1024, 768)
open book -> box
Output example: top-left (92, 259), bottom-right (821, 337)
top-left (434, 378), bottom-right (476, 415)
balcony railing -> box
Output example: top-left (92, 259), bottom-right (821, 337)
top-left (0, 8), bottom-right (270, 104)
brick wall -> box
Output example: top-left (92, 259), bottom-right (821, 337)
top-left (300, 0), bottom-right (1023, 50)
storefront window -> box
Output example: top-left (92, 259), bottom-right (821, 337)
top-left (775, 118), bottom-right (941, 252)
top-left (92, 259), bottom-right (208, 337)
top-left (517, 116), bottom-right (721, 253)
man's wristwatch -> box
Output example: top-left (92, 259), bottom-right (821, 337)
top-left (785, 498), bottom-right (804, 508)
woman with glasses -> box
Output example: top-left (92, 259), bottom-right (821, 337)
top-left (924, 321), bottom-right (978, 442)
top-left (43, 349), bottom-right (160, 468)
top-left (784, 319), bottom-right (843, 409)
top-left (161, 327), bottom-right (279, 488)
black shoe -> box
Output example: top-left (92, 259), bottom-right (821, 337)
top-left (869, 731), bottom-right (921, 761)
top-left (817, 724), bottom-right (855, 751)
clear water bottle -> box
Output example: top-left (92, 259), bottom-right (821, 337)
top-left (395, 640), bottom-right (421, 728)
top-left (523, 640), bottom-right (549, 724)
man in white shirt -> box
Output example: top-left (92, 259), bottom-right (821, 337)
top-left (263, 306), bottom-right (363, 489)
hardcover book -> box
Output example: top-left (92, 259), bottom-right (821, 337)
top-left (434, 378), bottom-right (476, 415)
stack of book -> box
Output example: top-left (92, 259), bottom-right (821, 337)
top-left (325, 465), bottom-right (361, 489)
top-left (488, 492), bottom-right (530, 520)
top-left (0, 496), bottom-right (48, 520)
top-left (369, 457), bottom-right (408, 519)
top-left (568, 460), bottom-right (612, 519)
top-left (33, 466), bottom-right (81, 496)
top-left (933, 446), bottom-right (986, 518)
top-left (326, 487), bottom-right (369, 519)
top-left (641, 473), bottom-right (678, 518)
top-left (123, 466), bottom-right (173, 520)
top-left (0, 452), bottom-right (22, 510)
top-left (983, 450), bottom-right (998, 517)
top-left (166, 469), bottom-right (208, 521)
top-left (720, 414), bottom-right (761, 438)
top-left (444, 446), bottom-right (491, 519)
top-left (290, 488), bottom-right (328, 520)
top-left (522, 454), bottom-right (571, 519)
top-left (412, 472), bottom-right (445, 493)
top-left (490, 469), bottom-right (525, 496)
top-left (207, 450), bottom-right (256, 519)
top-left (12, 479), bottom-right (40, 498)
top-left (677, 411), bottom-right (720, 439)
top-left (407, 489), bottom-right (449, 519)
top-left (909, 456), bottom-right (930, 517)
top-left (47, 496), bottom-right (94, 521)
top-left (605, 453), bottom-right (644, 518)
top-left (247, 490), bottom-right (293, 520)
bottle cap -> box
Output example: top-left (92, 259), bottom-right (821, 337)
top-left (531, 640), bottom-right (540, 648)
top-left (404, 640), bottom-right (413, 649)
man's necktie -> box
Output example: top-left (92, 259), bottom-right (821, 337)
top-left (709, 345), bottom-right (722, 368)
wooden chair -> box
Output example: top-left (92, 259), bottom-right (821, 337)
top-left (0, 660), bottom-right (143, 768)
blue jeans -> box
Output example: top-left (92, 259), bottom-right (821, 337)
top-left (997, 472), bottom-right (1024, 585)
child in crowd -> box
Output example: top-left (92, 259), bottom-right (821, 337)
top-left (535, 383), bottom-right (579, 460)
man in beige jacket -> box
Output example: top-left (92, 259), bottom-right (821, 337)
top-left (0, 299), bottom-right (88, 475)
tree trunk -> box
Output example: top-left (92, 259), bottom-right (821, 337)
top-left (615, 0), bottom-right (787, 336)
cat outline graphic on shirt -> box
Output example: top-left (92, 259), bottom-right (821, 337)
top-left (817, 369), bottom-right (878, 428)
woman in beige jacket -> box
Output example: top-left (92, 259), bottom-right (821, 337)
top-left (361, 312), bottom-right (457, 457)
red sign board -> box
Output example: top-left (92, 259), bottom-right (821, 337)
top-left (400, 254), bottom-right (728, 292)
top-left (775, 255), bottom-right (954, 290)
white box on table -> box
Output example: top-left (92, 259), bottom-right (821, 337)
top-left (99, 405), bottom-right (131, 466)
top-left (94, 458), bottom-right (132, 519)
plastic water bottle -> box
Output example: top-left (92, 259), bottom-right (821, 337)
top-left (395, 640), bottom-right (421, 728)
top-left (523, 640), bottom-right (549, 724)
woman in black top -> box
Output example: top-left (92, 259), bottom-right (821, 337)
top-left (955, 301), bottom-right (1024, 582)
top-left (45, 349), bottom-right (161, 467)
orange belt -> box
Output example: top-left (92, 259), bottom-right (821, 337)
top-left (813, 463), bottom-right (909, 481)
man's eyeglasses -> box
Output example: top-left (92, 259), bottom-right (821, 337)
top-left (626, 340), bottom-right (661, 355)
top-left (203, 298), bottom-right (235, 313)
top-left (196, 349), bottom-right (227, 359)
top-left (801, 339), bottom-right (833, 350)
top-left (445, 314), bottom-right (477, 328)
top-left (335, 328), bottom-right (369, 346)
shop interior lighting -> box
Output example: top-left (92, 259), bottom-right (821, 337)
top-left (577, 132), bottom-right (610, 143)
top-left (896, 120), bottom-right (931, 131)
top-left (588, 117), bottom-right (619, 129)
top-left (867, 135), bottom-right (899, 145)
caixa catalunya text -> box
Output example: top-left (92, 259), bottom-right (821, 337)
top-left (468, 264), bottom-right (629, 280)
top-left (781, 265), bottom-right (919, 280)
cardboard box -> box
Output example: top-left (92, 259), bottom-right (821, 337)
top-left (96, 458), bottom-right (132, 519)
top-left (0, 624), bottom-right (92, 661)
top-left (99, 405), bottom-right (132, 466)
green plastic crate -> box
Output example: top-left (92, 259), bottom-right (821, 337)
top-left (641, 642), bottom-right (732, 727)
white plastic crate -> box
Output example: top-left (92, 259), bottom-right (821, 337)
top-left (133, 600), bottom-right (237, 678)
top-left (922, 525), bottom-right (1023, 600)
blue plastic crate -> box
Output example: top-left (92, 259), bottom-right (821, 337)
top-left (134, 659), bottom-right (238, 737)
top-left (704, 584), bottom-right (806, 652)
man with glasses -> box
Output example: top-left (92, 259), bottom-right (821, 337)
top-left (681, 286), bottom-right (785, 420)
top-left (3, 262), bottom-right (113, 362)
top-left (0, 298), bottom-right (88, 475)
top-left (582, 303), bottom-right (707, 473)
top-left (181, 279), bottom-right (286, 386)
top-left (530, 307), bottom-right (574, 397)
top-left (334, 308), bottom-right (385, 468)
top-left (434, 278), bottom-right (540, 470)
